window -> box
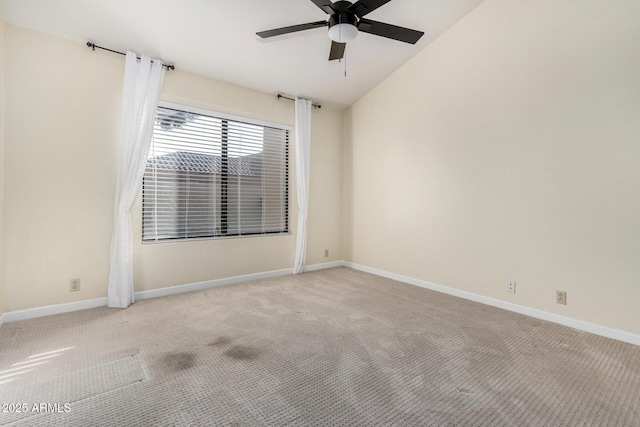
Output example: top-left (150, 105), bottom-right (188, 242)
top-left (142, 103), bottom-right (290, 242)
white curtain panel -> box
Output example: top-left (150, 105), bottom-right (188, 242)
top-left (293, 97), bottom-right (312, 274)
top-left (107, 52), bottom-right (166, 308)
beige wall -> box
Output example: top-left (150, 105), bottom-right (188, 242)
top-left (0, 12), bottom-right (5, 317)
top-left (344, 0), bottom-right (640, 333)
top-left (4, 25), bottom-right (342, 310)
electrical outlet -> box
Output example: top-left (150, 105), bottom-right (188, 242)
top-left (324, 249), bottom-right (329, 258)
top-left (556, 290), bottom-right (566, 305)
top-left (70, 278), bottom-right (81, 292)
top-left (506, 281), bottom-right (516, 294)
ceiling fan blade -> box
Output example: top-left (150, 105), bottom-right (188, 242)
top-left (329, 41), bottom-right (346, 61)
top-left (309, 0), bottom-right (336, 14)
top-left (257, 21), bottom-right (327, 38)
top-left (358, 18), bottom-right (424, 44)
top-left (348, 0), bottom-right (392, 17)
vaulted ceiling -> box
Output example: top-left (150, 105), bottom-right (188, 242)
top-left (0, 0), bottom-right (484, 109)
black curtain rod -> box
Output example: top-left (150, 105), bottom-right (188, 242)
top-left (277, 94), bottom-right (321, 109)
top-left (87, 42), bottom-right (175, 70)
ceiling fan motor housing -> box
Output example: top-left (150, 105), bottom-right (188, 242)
top-left (328, 11), bottom-right (358, 29)
top-left (328, 12), bottom-right (358, 42)
top-left (328, 4), bottom-right (359, 43)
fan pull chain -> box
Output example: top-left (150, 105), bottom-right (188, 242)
top-left (338, 50), bottom-right (348, 77)
top-left (344, 49), bottom-right (348, 77)
top-left (339, 18), bottom-right (347, 77)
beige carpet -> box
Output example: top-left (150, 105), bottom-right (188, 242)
top-left (0, 267), bottom-right (638, 426)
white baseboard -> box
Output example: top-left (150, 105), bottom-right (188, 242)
top-left (1, 297), bottom-right (108, 323)
top-left (303, 260), bottom-right (345, 272)
top-left (344, 261), bottom-right (640, 347)
top-left (134, 268), bottom-right (293, 301)
top-left (135, 260), bottom-right (345, 301)
top-left (3, 260), bottom-right (637, 347)
top-left (0, 261), bottom-right (343, 324)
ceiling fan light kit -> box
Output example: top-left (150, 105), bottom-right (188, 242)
top-left (328, 12), bottom-right (359, 43)
top-left (257, 0), bottom-right (424, 61)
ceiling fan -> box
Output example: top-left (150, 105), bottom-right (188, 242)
top-left (257, 0), bottom-right (424, 61)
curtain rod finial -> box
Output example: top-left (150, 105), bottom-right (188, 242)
top-left (87, 42), bottom-right (96, 51)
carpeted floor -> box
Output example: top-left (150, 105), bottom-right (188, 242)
top-left (0, 267), bottom-right (639, 426)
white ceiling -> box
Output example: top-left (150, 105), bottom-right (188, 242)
top-left (0, 0), bottom-right (484, 110)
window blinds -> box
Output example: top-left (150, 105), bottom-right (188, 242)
top-left (142, 105), bottom-right (289, 242)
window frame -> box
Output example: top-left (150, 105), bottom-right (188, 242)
top-left (141, 101), bottom-right (292, 244)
